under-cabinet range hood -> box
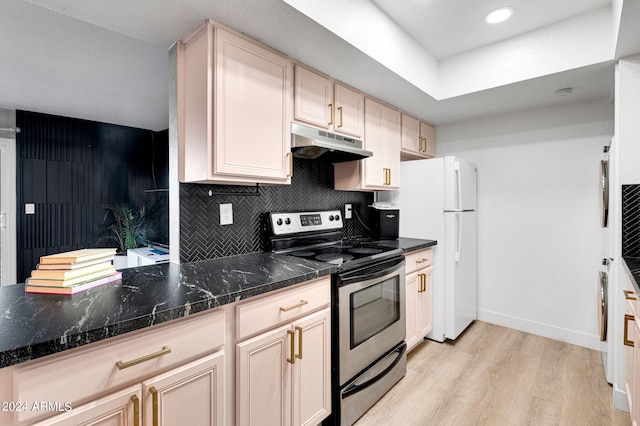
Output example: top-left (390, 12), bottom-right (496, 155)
top-left (291, 123), bottom-right (372, 163)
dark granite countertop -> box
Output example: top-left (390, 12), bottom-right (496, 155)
top-left (0, 238), bottom-right (436, 369)
top-left (623, 257), bottom-right (640, 293)
top-left (367, 237), bottom-right (437, 253)
top-left (0, 252), bottom-right (336, 369)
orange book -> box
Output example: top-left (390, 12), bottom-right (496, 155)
top-left (39, 248), bottom-right (117, 265)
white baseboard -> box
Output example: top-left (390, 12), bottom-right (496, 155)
top-left (478, 308), bottom-right (602, 351)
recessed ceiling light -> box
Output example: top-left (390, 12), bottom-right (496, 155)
top-left (484, 7), bottom-right (514, 24)
top-left (555, 88), bottom-right (573, 97)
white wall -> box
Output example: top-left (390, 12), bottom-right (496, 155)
top-left (436, 99), bottom-right (614, 349)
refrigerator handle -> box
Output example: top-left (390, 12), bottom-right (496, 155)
top-left (454, 161), bottom-right (462, 211)
top-left (455, 212), bottom-right (462, 262)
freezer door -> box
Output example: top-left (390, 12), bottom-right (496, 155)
top-left (444, 157), bottom-right (477, 211)
top-left (444, 211), bottom-right (477, 339)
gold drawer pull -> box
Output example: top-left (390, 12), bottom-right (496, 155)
top-left (149, 386), bottom-right (159, 426)
top-left (131, 395), bottom-right (140, 426)
top-left (295, 326), bottom-right (303, 360)
top-left (116, 346), bottom-right (171, 370)
top-left (287, 330), bottom-right (295, 364)
top-left (624, 290), bottom-right (637, 300)
top-left (416, 258), bottom-right (430, 264)
top-left (624, 314), bottom-right (635, 347)
top-left (280, 299), bottom-right (309, 312)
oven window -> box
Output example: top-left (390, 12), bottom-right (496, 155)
top-left (350, 276), bottom-right (400, 349)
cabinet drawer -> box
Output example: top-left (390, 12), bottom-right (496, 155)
top-left (14, 308), bottom-right (225, 423)
top-left (405, 248), bottom-right (433, 274)
top-left (236, 277), bottom-right (330, 340)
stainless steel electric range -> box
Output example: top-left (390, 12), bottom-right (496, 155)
top-left (269, 210), bottom-right (407, 425)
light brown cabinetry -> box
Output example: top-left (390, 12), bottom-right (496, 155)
top-left (405, 248), bottom-right (434, 352)
top-left (334, 97), bottom-right (401, 191)
top-left (294, 65), bottom-right (364, 139)
top-left (11, 309), bottom-right (226, 426)
top-left (236, 277), bottom-right (332, 426)
top-left (401, 113), bottom-right (435, 160)
top-left (178, 20), bottom-right (293, 185)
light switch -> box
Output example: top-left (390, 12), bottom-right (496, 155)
top-left (25, 203), bottom-right (35, 215)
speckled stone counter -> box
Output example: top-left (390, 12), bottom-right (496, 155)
top-left (624, 257), bottom-right (640, 293)
top-left (0, 252), bottom-right (336, 368)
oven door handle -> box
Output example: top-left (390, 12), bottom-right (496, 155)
top-left (341, 343), bottom-right (406, 399)
top-left (339, 257), bottom-right (405, 285)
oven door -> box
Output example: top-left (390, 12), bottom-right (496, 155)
top-left (337, 256), bottom-right (406, 385)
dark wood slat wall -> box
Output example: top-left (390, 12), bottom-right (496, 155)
top-left (15, 111), bottom-right (168, 283)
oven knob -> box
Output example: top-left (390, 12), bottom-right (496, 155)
top-left (285, 218), bottom-right (291, 225)
top-left (329, 215), bottom-right (334, 221)
top-left (335, 214), bottom-right (340, 221)
top-left (276, 218), bottom-right (283, 226)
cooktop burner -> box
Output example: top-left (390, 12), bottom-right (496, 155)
top-left (348, 247), bottom-right (384, 255)
top-left (316, 253), bottom-right (356, 264)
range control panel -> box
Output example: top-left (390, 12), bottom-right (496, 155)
top-left (269, 210), bottom-right (343, 236)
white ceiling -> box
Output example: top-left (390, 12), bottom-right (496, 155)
top-left (1, 0), bottom-right (636, 131)
top-left (371, 0), bottom-right (612, 59)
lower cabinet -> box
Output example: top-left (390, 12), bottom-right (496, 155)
top-left (405, 248), bottom-right (434, 352)
top-left (236, 308), bottom-right (331, 426)
top-left (625, 275), bottom-right (639, 424)
top-left (33, 351), bottom-right (225, 426)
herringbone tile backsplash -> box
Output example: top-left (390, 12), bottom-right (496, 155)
top-left (623, 184), bottom-right (640, 258)
top-left (180, 158), bottom-right (374, 263)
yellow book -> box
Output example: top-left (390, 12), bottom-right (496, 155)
top-left (39, 248), bottom-right (117, 265)
top-left (26, 266), bottom-right (118, 287)
top-left (36, 256), bottom-right (116, 270)
top-left (31, 261), bottom-right (115, 280)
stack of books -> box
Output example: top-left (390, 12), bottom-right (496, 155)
top-left (25, 248), bottom-right (122, 295)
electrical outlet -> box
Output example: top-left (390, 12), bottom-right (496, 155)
top-left (345, 204), bottom-right (352, 219)
top-left (220, 203), bottom-right (233, 225)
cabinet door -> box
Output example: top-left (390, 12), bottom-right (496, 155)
top-left (420, 121), bottom-right (436, 158)
top-left (401, 114), bottom-right (421, 157)
top-left (362, 98), bottom-right (400, 190)
top-left (31, 385), bottom-right (141, 426)
top-left (237, 324), bottom-right (292, 426)
top-left (291, 308), bottom-right (331, 426)
top-left (405, 271), bottom-right (420, 351)
top-left (334, 83), bottom-right (364, 138)
top-left (417, 267), bottom-right (434, 338)
top-left (294, 65), bottom-right (332, 129)
top-left (215, 28), bottom-right (292, 181)
top-left (142, 351), bottom-right (225, 426)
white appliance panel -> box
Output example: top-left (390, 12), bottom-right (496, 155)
top-left (444, 211), bottom-right (478, 339)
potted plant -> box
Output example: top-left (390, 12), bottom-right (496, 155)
top-left (98, 204), bottom-right (145, 269)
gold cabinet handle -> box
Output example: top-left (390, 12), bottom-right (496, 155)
top-left (624, 314), bottom-right (635, 347)
top-left (286, 152), bottom-right (293, 178)
top-left (383, 168), bottom-right (391, 185)
top-left (337, 106), bottom-right (343, 128)
top-left (417, 274), bottom-right (424, 293)
top-left (287, 329), bottom-right (295, 364)
top-left (624, 290), bottom-right (637, 300)
top-left (422, 274), bottom-right (426, 292)
top-left (295, 326), bottom-right (303, 360)
top-left (328, 103), bottom-right (334, 125)
top-left (131, 395), bottom-right (140, 426)
top-left (149, 386), bottom-right (159, 426)
top-left (280, 299), bottom-right (308, 312)
top-left (116, 346), bottom-right (171, 370)
top-left (419, 136), bottom-right (425, 152)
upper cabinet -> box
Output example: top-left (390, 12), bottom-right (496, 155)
top-left (401, 113), bottom-right (436, 160)
top-left (294, 65), bottom-right (364, 139)
top-left (334, 98), bottom-right (401, 191)
top-left (178, 21), bottom-right (293, 185)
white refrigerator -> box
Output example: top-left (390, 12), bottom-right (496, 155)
top-left (378, 156), bottom-right (477, 342)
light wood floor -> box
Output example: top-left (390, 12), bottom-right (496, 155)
top-left (355, 321), bottom-right (630, 426)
